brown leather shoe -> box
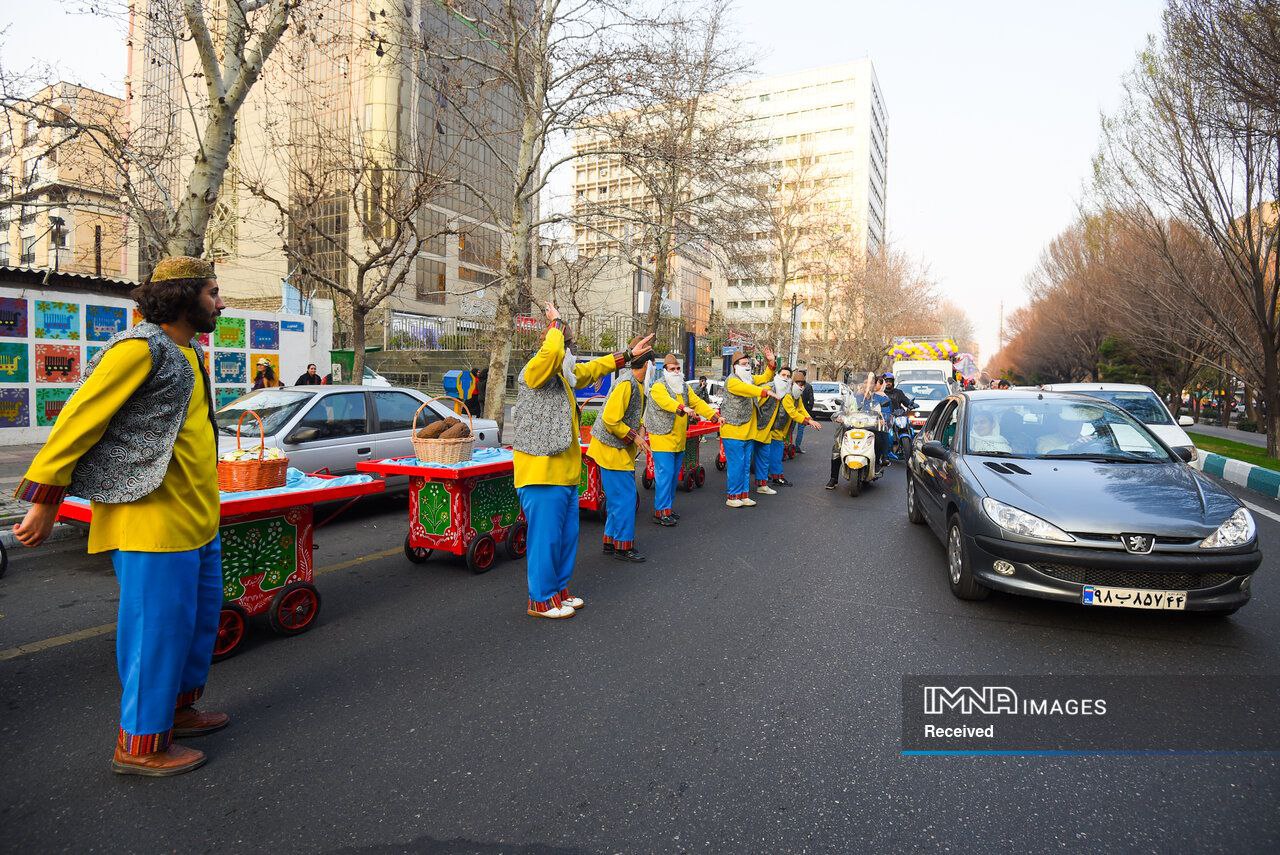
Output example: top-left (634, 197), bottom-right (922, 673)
top-left (111, 744), bottom-right (206, 777)
top-left (173, 706), bottom-right (230, 738)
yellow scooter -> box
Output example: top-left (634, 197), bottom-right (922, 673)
top-left (840, 411), bottom-right (882, 497)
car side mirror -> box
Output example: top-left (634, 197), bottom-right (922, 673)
top-left (922, 440), bottom-right (948, 460)
top-left (1174, 445), bottom-right (1197, 463)
top-left (1178, 415), bottom-right (1194, 427)
top-left (286, 426), bottom-right (320, 444)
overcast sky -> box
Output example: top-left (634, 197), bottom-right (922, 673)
top-left (3, 0), bottom-right (1165, 361)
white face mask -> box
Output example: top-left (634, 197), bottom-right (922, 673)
top-left (774, 376), bottom-right (792, 397)
top-left (663, 369), bottom-right (684, 395)
top-left (734, 364), bottom-right (753, 383)
top-left (561, 346), bottom-right (576, 386)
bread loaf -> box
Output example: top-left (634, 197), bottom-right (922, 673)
top-left (439, 422), bottom-right (469, 439)
top-left (418, 420), bottom-right (449, 439)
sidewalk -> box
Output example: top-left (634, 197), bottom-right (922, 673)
top-left (1186, 423), bottom-right (1267, 448)
top-left (0, 441), bottom-right (42, 526)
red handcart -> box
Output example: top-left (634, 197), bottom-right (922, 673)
top-left (357, 452), bottom-right (527, 574)
top-left (577, 440), bottom-right (607, 520)
top-left (641, 419), bottom-right (719, 492)
top-left (57, 475), bottom-right (385, 660)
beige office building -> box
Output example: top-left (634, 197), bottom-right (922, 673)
top-left (722, 59), bottom-right (888, 339)
top-left (125, 1), bottom-right (519, 338)
top-left (0, 83), bottom-right (126, 278)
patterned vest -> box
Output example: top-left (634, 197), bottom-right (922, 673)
top-left (720, 381), bottom-right (757, 426)
top-left (755, 393), bottom-right (784, 431)
top-left (771, 391), bottom-right (800, 435)
top-left (69, 322), bottom-right (215, 503)
top-left (644, 382), bottom-right (687, 437)
top-left (591, 377), bottom-right (642, 448)
top-left (512, 370), bottom-right (576, 457)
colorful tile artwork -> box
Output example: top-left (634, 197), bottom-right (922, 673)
top-left (86, 305), bottom-right (127, 341)
top-left (35, 388), bottom-right (74, 427)
top-left (197, 332), bottom-right (211, 347)
top-left (216, 387), bottom-right (245, 408)
top-left (0, 297), bottom-right (28, 338)
top-left (250, 352), bottom-right (280, 383)
top-left (87, 345), bottom-right (104, 366)
top-left (0, 342), bottom-right (29, 383)
top-left (214, 351), bottom-right (247, 384)
top-left (250, 319), bottom-right (280, 349)
top-left (35, 301), bottom-right (80, 340)
top-left (0, 388), bottom-right (29, 427)
top-left (34, 344), bottom-right (80, 383)
top-left (215, 317), bottom-right (245, 348)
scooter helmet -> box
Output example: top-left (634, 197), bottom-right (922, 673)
top-left (882, 371), bottom-right (894, 381)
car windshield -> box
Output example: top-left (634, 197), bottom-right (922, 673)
top-left (215, 388), bottom-right (315, 437)
top-left (811, 383), bottom-right (841, 394)
top-left (905, 382), bottom-right (949, 401)
top-left (965, 397), bottom-right (1172, 462)
top-left (897, 370), bottom-right (945, 383)
top-left (1073, 389), bottom-right (1173, 425)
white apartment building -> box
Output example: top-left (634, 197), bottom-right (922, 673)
top-left (721, 60), bottom-right (888, 339)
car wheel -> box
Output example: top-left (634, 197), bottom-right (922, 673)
top-left (907, 475), bottom-right (924, 525)
top-left (947, 515), bottom-right (989, 601)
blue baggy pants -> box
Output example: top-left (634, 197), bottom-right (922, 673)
top-left (723, 437), bottom-right (753, 498)
top-left (518, 485), bottom-right (579, 605)
top-left (599, 467), bottom-right (637, 547)
top-left (652, 450), bottom-right (680, 514)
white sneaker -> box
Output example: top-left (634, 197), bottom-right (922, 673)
top-left (527, 604), bottom-right (575, 619)
top-left (561, 593), bottom-right (585, 609)
top-left (740, 497), bottom-right (757, 507)
top-left (756, 485), bottom-right (777, 495)
top-left (726, 498), bottom-right (744, 508)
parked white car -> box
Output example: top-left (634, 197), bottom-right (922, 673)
top-left (216, 385), bottom-right (499, 477)
top-left (808, 381), bottom-right (852, 420)
top-left (1039, 383), bottom-right (1196, 457)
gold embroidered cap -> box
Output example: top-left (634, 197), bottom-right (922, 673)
top-left (150, 256), bottom-right (215, 283)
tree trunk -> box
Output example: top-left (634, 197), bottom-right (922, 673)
top-left (166, 103), bottom-right (237, 257)
top-left (350, 304), bottom-right (368, 384)
top-left (644, 229), bottom-right (673, 337)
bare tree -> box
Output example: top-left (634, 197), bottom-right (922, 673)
top-left (1095, 23), bottom-right (1280, 454)
top-left (539, 237), bottom-right (615, 333)
top-left (1, 0), bottom-right (298, 266)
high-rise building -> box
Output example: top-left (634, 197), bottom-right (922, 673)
top-left (722, 60), bottom-right (888, 339)
top-left (0, 83), bottom-right (126, 278)
top-left (125, 1), bottom-right (520, 336)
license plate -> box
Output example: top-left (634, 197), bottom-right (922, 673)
top-left (1082, 585), bottom-right (1186, 610)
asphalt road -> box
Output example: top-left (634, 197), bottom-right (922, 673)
top-left (2, 442), bottom-right (1279, 854)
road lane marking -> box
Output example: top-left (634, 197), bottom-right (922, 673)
top-left (0, 546), bottom-right (403, 663)
top-left (1239, 498), bottom-right (1280, 525)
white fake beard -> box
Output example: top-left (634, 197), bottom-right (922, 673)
top-left (664, 371), bottom-right (685, 396)
top-left (773, 377), bottom-right (792, 397)
top-left (561, 347), bottom-right (576, 386)
top-left (734, 365), bottom-right (753, 383)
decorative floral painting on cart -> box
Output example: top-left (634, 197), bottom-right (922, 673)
top-left (219, 507), bottom-right (313, 616)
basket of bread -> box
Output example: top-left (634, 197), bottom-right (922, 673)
top-left (217, 410), bottom-right (290, 492)
top-left (411, 397), bottom-right (475, 464)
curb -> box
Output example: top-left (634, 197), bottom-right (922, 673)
top-left (1193, 449), bottom-right (1280, 500)
top-left (0, 523), bottom-right (86, 552)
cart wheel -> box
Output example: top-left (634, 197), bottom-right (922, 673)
top-left (694, 465), bottom-right (706, 487)
top-left (268, 582), bottom-right (322, 636)
top-left (682, 471), bottom-right (696, 492)
top-left (404, 533), bottom-right (432, 564)
top-left (715, 458), bottom-right (726, 472)
top-left (505, 521), bottom-right (528, 560)
top-left (212, 604), bottom-right (248, 661)
top-left (466, 534), bottom-right (498, 574)
top-left (642, 474), bottom-right (654, 490)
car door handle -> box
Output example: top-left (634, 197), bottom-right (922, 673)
top-left (357, 447), bottom-right (372, 455)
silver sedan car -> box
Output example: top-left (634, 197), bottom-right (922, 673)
top-left (215, 385), bottom-right (500, 475)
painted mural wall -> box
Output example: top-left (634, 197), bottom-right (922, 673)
top-left (0, 285), bottom-right (333, 445)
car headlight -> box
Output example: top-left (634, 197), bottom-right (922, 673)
top-left (981, 497), bottom-right (1075, 542)
top-left (1199, 507), bottom-right (1255, 549)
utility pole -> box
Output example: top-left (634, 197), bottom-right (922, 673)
top-left (788, 294), bottom-right (803, 369)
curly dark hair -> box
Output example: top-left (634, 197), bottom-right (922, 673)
top-left (131, 276), bottom-right (207, 325)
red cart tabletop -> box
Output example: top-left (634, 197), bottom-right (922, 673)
top-left (57, 474), bottom-right (385, 524)
top-left (358, 455), bottom-right (515, 481)
top-left (686, 419), bottom-right (721, 439)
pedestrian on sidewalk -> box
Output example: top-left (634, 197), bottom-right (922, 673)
top-left (793, 370), bottom-right (815, 452)
top-left (764, 368), bottom-right (820, 487)
top-left (294, 363), bottom-right (323, 386)
top-left (645, 353), bottom-right (720, 526)
top-left (719, 348), bottom-right (775, 508)
top-left (511, 301), bottom-right (653, 619)
top-left (586, 352), bottom-right (651, 561)
top-left (12, 256), bottom-right (228, 778)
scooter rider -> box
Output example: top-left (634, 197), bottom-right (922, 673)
top-left (826, 374), bottom-right (889, 489)
top-left (883, 372), bottom-right (916, 414)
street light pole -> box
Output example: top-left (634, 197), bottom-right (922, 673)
top-left (788, 293), bottom-right (803, 369)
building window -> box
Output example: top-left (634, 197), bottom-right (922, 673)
top-left (0, 242), bottom-right (8, 265)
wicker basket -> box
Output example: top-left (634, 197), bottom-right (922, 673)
top-left (217, 410), bottom-right (289, 492)
top-left (411, 396), bottom-right (475, 464)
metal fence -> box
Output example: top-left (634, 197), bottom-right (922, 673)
top-left (386, 310), bottom-right (686, 357)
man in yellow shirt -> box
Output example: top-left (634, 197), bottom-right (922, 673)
top-left (511, 302), bottom-right (653, 618)
top-left (586, 353), bottom-right (651, 562)
top-left (717, 348), bottom-right (776, 508)
top-left (756, 366), bottom-right (820, 489)
top-left (12, 256), bottom-right (227, 777)
top-left (646, 353), bottom-right (719, 525)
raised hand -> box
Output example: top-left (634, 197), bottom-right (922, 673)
top-left (631, 333), bottom-right (655, 357)
top-left (762, 346), bottom-right (775, 364)
top-left (545, 301), bottom-right (560, 323)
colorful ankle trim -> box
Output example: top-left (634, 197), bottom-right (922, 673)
top-left (175, 687), bottom-right (204, 709)
top-left (118, 727), bottom-right (172, 757)
top-left (528, 593), bottom-right (565, 612)
top-left (602, 535), bottom-right (614, 546)
top-left (614, 540), bottom-right (633, 550)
